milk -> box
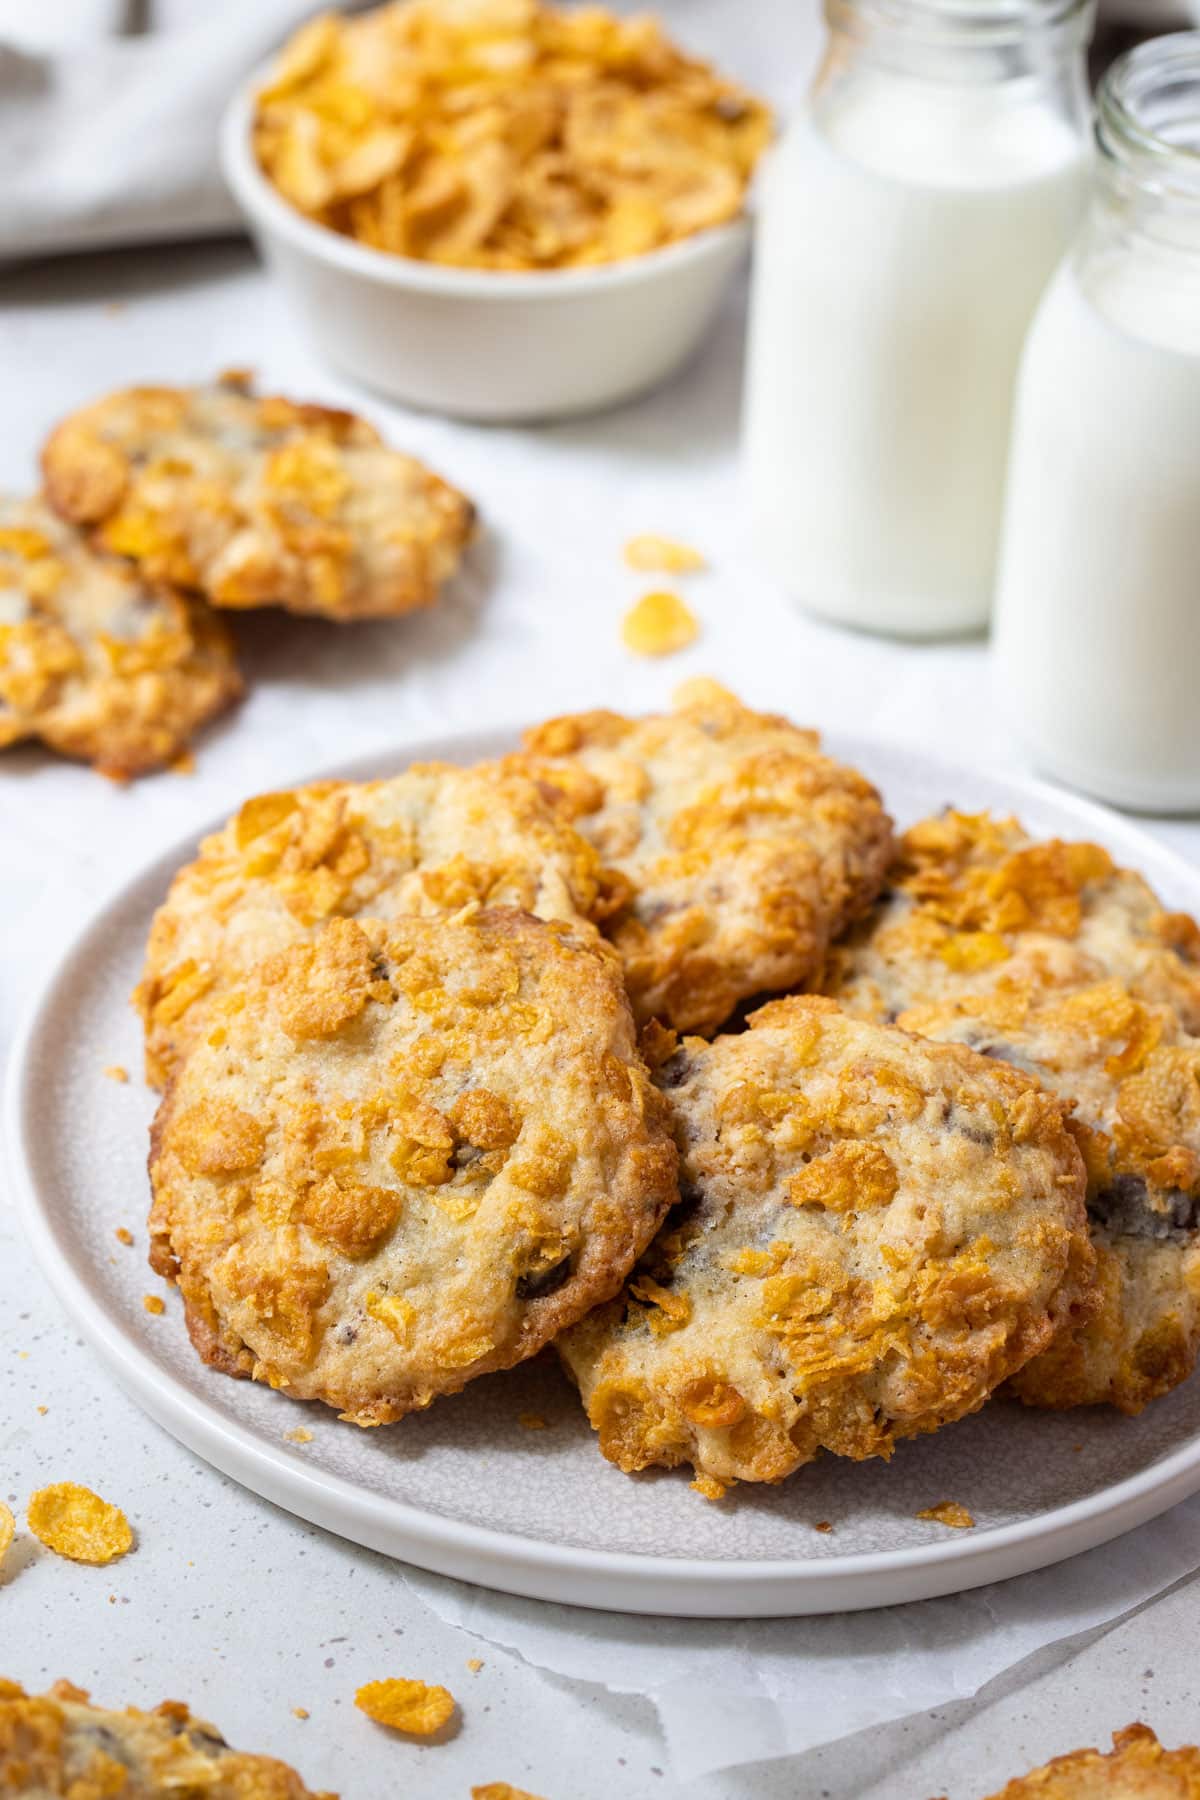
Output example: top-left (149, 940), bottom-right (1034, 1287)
top-left (994, 253), bottom-right (1200, 810)
top-left (744, 75), bottom-right (1089, 637)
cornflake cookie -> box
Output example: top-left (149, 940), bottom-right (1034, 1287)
top-left (0, 1678), bottom-right (334, 1798)
top-left (825, 811), bottom-right (1200, 1414)
top-left (135, 760), bottom-right (609, 1087)
top-left (559, 997), bottom-right (1091, 1490)
top-left (979, 1722), bottom-right (1200, 1799)
top-left (42, 375), bottom-right (474, 621)
top-left (512, 681), bottom-right (894, 1035)
top-left (253, 1), bottom-right (771, 271)
top-left (148, 911), bottom-right (677, 1423)
top-left (0, 497), bottom-right (240, 779)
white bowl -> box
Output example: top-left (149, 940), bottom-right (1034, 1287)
top-left (220, 76), bottom-right (751, 423)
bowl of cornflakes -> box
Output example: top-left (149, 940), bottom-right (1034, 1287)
top-left (221, 0), bottom-right (771, 421)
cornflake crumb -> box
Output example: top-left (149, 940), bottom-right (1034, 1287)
top-left (814, 1521), bottom-right (833, 1534)
top-left (0, 1501), bottom-right (13, 1567)
top-left (472, 1786), bottom-right (547, 1800)
top-left (27, 1482), bottom-right (134, 1564)
top-left (517, 1412), bottom-right (547, 1431)
top-left (104, 1065), bottom-right (129, 1084)
top-left (623, 533), bottom-right (706, 574)
top-left (142, 1295), bottom-right (165, 1316)
top-left (36, 1406), bottom-right (48, 1416)
top-left (285, 1428), bottom-right (314, 1445)
top-left (114, 1228), bottom-right (134, 1247)
top-left (354, 1678), bottom-right (456, 1736)
top-left (690, 1473), bottom-right (727, 1502)
top-left (916, 1501), bottom-right (975, 1530)
top-left (293, 1707), bottom-right (310, 1720)
top-left (622, 590), bottom-right (699, 657)
top-left (466, 1658), bottom-right (483, 1674)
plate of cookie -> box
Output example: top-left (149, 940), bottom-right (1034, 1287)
top-left (10, 682), bottom-right (1200, 1617)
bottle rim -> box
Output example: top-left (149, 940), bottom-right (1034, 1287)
top-left (1097, 32), bottom-right (1200, 201)
top-left (824, 0), bottom-right (1094, 51)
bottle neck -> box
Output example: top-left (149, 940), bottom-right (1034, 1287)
top-left (820, 0), bottom-right (1094, 87)
top-left (1088, 32), bottom-right (1200, 258)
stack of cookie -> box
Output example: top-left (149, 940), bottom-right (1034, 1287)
top-left (138, 682), bottom-right (1200, 1498)
top-left (0, 374), bottom-right (474, 779)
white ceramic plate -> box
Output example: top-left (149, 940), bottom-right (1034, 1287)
top-left (10, 727), bottom-right (1200, 1618)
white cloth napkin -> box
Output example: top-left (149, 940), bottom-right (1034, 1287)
top-left (403, 1495), bottom-right (1200, 1782)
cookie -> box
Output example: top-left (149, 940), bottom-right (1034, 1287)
top-left (825, 811), bottom-right (1200, 1414)
top-left (148, 911), bottom-right (678, 1423)
top-left (559, 997), bottom-right (1091, 1490)
top-left (0, 1677), bottom-right (332, 1798)
top-left (135, 760), bottom-right (609, 1086)
top-left (41, 373), bottom-right (474, 621)
top-left (826, 809), bottom-right (1200, 1033)
top-left (0, 497), bottom-right (240, 779)
top-left (512, 680), bottom-right (894, 1034)
top-left (980, 1722), bottom-right (1200, 1799)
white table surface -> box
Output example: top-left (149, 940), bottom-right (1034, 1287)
top-left (4, 235), bottom-right (1200, 1800)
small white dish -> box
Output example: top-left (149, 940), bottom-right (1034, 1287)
top-left (11, 724), bottom-right (1200, 1617)
top-left (219, 78), bottom-right (751, 423)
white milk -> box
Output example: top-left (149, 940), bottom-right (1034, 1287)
top-left (744, 76), bottom-right (1089, 637)
top-left (993, 252), bottom-right (1200, 810)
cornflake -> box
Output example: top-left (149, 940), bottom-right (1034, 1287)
top-left (114, 1228), bottom-right (134, 1247)
top-left (916, 1500), bottom-right (975, 1530)
top-left (254, 1), bottom-right (771, 272)
top-left (27, 1482), bottom-right (134, 1564)
top-left (355, 1677), bottom-right (456, 1735)
top-left (621, 591), bottom-right (698, 657)
top-left (472, 1786), bottom-right (547, 1800)
top-left (0, 1501), bottom-right (13, 1568)
top-left (104, 1065), bottom-right (129, 1083)
top-left (142, 1294), bottom-right (165, 1316)
top-left (623, 534), bottom-right (705, 574)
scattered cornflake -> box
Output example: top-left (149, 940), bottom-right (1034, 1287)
top-left (142, 1295), bottom-right (165, 1316)
top-left (114, 1228), bottom-right (134, 1247)
top-left (0, 1501), bottom-right (13, 1568)
top-left (104, 1065), bottom-right (129, 1084)
top-left (814, 1521), bottom-right (833, 1534)
top-left (623, 533), bottom-right (706, 574)
top-left (916, 1501), bottom-right (975, 1530)
top-left (285, 1428), bottom-right (314, 1445)
top-left (354, 1678), bottom-right (456, 1736)
top-left (293, 1707), bottom-right (310, 1720)
top-left (27, 1483), bottom-right (134, 1564)
top-left (472, 1786), bottom-right (547, 1800)
top-left (466, 1658), bottom-right (484, 1674)
top-left (36, 1406), bottom-right (48, 1416)
top-left (690, 1473), bottom-right (727, 1502)
top-left (518, 1412), bottom-right (547, 1432)
top-left (621, 590), bottom-right (698, 658)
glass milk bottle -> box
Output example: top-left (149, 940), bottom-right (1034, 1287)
top-left (743, 0), bottom-right (1094, 637)
top-left (994, 34), bottom-right (1200, 812)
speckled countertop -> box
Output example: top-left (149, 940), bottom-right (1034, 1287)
top-left (4, 226), bottom-right (1200, 1800)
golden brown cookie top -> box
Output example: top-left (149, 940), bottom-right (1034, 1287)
top-left (825, 811), bottom-right (1200, 1415)
top-left (512, 680), bottom-right (894, 1034)
top-left (980, 1723), bottom-right (1200, 1799)
top-left (0, 496), bottom-right (240, 779)
top-left (149, 911), bottom-right (677, 1424)
top-left (135, 758), bottom-right (609, 1086)
top-left (0, 1677), bottom-right (334, 1798)
top-left (829, 810), bottom-right (1200, 1033)
top-left (41, 374), bottom-right (474, 621)
top-left (560, 996), bottom-right (1091, 1490)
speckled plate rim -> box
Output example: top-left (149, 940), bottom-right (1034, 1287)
top-left (10, 724), bottom-right (1200, 1619)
